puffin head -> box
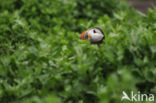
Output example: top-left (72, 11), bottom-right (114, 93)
top-left (80, 27), bottom-right (104, 44)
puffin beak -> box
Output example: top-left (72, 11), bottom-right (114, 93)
top-left (80, 31), bottom-right (87, 39)
top-left (88, 34), bottom-right (91, 38)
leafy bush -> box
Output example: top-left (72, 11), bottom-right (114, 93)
top-left (0, 0), bottom-right (156, 103)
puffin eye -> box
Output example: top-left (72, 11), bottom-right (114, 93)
top-left (93, 30), bottom-right (96, 33)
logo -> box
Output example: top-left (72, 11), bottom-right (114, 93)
top-left (121, 91), bottom-right (154, 102)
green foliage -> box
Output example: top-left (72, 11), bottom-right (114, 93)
top-left (0, 0), bottom-right (156, 103)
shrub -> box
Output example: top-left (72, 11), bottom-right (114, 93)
top-left (0, 0), bottom-right (156, 103)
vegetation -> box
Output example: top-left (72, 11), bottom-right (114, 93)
top-left (0, 0), bottom-right (156, 103)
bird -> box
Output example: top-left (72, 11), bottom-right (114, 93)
top-left (80, 27), bottom-right (105, 47)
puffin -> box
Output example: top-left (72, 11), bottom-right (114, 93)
top-left (80, 27), bottom-right (105, 47)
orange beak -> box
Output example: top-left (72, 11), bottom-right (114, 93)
top-left (80, 31), bottom-right (87, 39)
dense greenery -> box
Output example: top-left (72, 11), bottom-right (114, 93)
top-left (0, 0), bottom-right (156, 103)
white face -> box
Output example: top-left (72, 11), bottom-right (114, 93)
top-left (87, 28), bottom-right (104, 42)
top-left (88, 28), bottom-right (103, 35)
